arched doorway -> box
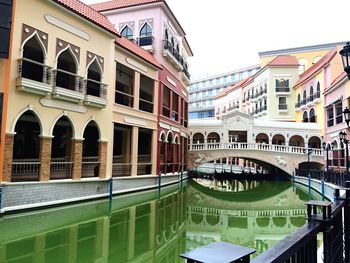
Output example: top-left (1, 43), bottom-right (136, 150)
top-left (289, 135), bottom-right (305, 147)
top-left (308, 136), bottom-right (321, 149)
top-left (256, 133), bottom-right (269, 144)
top-left (272, 134), bottom-right (285, 145)
top-left (207, 132), bottom-right (220, 148)
top-left (86, 60), bottom-right (102, 98)
top-left (12, 111), bottom-right (41, 181)
top-left (159, 132), bottom-right (166, 174)
top-left (309, 108), bottom-right (316, 123)
top-left (82, 121), bottom-right (100, 178)
top-left (193, 133), bottom-right (204, 144)
top-left (51, 116), bottom-right (74, 179)
top-left (167, 132), bottom-right (174, 173)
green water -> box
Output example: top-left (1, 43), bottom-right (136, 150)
top-left (0, 180), bottom-right (322, 263)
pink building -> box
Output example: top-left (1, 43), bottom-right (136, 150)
top-left (324, 72), bottom-right (349, 170)
top-left (92, 0), bottom-right (193, 174)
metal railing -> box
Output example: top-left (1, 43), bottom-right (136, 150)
top-left (85, 79), bottom-right (107, 99)
top-left (11, 159), bottom-right (41, 182)
top-left (275, 86), bottom-right (290, 92)
top-left (81, 156), bottom-right (100, 178)
top-left (296, 169), bottom-right (350, 188)
top-left (18, 58), bottom-right (51, 84)
top-left (50, 158), bottom-right (73, 180)
top-left (52, 69), bottom-right (84, 93)
top-left (278, 104), bottom-right (287, 110)
top-left (137, 36), bottom-right (154, 47)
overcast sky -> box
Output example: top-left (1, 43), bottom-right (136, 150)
top-left (83, 0), bottom-right (350, 79)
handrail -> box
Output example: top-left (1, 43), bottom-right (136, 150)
top-left (18, 57), bottom-right (52, 68)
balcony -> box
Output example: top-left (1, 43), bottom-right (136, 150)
top-left (275, 86), bottom-right (290, 95)
top-left (137, 36), bottom-right (154, 53)
top-left (182, 66), bottom-right (191, 85)
top-left (52, 69), bottom-right (85, 103)
top-left (84, 79), bottom-right (108, 108)
top-left (162, 40), bottom-right (184, 70)
top-left (16, 58), bottom-right (52, 95)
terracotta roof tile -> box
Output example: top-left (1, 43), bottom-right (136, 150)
top-left (324, 72), bottom-right (347, 93)
top-left (91, 0), bottom-right (163, 12)
top-left (52, 0), bottom-right (118, 35)
top-left (294, 49), bottom-right (337, 88)
top-left (116, 36), bottom-right (162, 69)
top-left (267, 55), bottom-right (299, 67)
top-left (215, 78), bottom-right (250, 99)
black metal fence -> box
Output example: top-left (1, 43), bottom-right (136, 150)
top-left (296, 168), bottom-right (350, 187)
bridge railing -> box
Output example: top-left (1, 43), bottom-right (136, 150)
top-left (296, 168), bottom-right (350, 188)
top-left (189, 142), bottom-right (324, 156)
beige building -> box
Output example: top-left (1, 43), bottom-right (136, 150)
top-left (1, 0), bottom-right (166, 183)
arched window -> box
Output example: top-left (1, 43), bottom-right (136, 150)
top-left (56, 49), bottom-right (77, 91)
top-left (121, 26), bottom-right (133, 40)
top-left (140, 23), bottom-right (152, 37)
top-left (316, 82), bottom-right (320, 99)
top-left (164, 29), bottom-right (169, 41)
top-left (309, 86), bottom-right (314, 101)
top-left (22, 36), bottom-right (45, 82)
top-left (303, 111), bottom-right (308, 122)
top-left (303, 90), bottom-right (307, 103)
top-left (139, 23), bottom-right (153, 46)
top-left (86, 60), bottom-right (102, 97)
top-left (309, 108), bottom-right (316, 123)
top-left (297, 93), bottom-right (301, 102)
top-left (171, 37), bottom-right (175, 48)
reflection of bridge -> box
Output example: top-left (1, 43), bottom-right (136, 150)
top-left (188, 112), bottom-right (324, 175)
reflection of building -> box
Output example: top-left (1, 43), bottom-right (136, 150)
top-left (186, 180), bottom-right (317, 254)
top-left (0, 187), bottom-right (187, 263)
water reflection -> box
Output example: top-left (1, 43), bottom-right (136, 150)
top-left (194, 178), bottom-right (260, 192)
top-left (0, 180), bottom-right (322, 262)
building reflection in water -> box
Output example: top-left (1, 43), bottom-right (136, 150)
top-left (0, 180), bottom-right (322, 262)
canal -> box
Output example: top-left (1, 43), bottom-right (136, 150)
top-left (0, 179), bottom-right (322, 263)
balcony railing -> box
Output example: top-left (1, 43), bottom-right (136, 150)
top-left (84, 79), bottom-right (108, 107)
top-left (81, 156), bottom-right (100, 178)
top-left (275, 86), bottom-right (290, 92)
top-left (17, 58), bottom-right (52, 95)
top-left (163, 40), bottom-right (184, 70)
top-left (296, 92), bottom-right (321, 108)
top-left (11, 159), bottom-right (40, 182)
top-left (50, 158), bottom-right (73, 180)
top-left (137, 36), bottom-right (154, 52)
top-left (52, 69), bottom-right (85, 103)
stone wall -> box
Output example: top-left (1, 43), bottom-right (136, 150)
top-left (0, 173), bottom-right (187, 214)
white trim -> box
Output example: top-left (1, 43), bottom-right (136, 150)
top-left (11, 106), bottom-right (45, 136)
top-left (55, 45), bottom-right (80, 73)
top-left (126, 57), bottom-right (148, 73)
top-left (81, 117), bottom-right (101, 140)
top-left (86, 56), bottom-right (103, 77)
top-left (20, 30), bottom-right (47, 57)
top-left (124, 116), bottom-right (148, 127)
top-left (159, 130), bottom-right (167, 142)
top-left (49, 112), bottom-right (76, 138)
top-left (45, 14), bottom-right (90, 40)
top-left (166, 76), bottom-right (177, 87)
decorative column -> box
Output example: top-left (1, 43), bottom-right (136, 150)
top-left (164, 141), bottom-right (168, 174)
top-left (2, 133), bottom-right (15, 182)
top-left (130, 127), bottom-right (139, 176)
top-left (151, 130), bottom-right (158, 175)
top-left (133, 72), bottom-right (140, 110)
top-left (71, 139), bottom-right (83, 180)
top-left (39, 136), bottom-right (53, 181)
top-left (99, 140), bottom-right (108, 179)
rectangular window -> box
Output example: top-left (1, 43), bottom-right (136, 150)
top-left (327, 107), bottom-right (334, 127)
top-left (278, 97), bottom-right (287, 110)
top-left (184, 102), bottom-right (188, 127)
top-left (336, 102), bottom-right (343, 124)
top-left (116, 63), bottom-right (134, 107)
top-left (172, 92), bottom-right (179, 121)
top-left (162, 86), bottom-right (171, 117)
top-left (139, 74), bottom-right (154, 113)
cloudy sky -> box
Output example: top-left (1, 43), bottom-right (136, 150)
top-left (84, 0), bottom-right (350, 79)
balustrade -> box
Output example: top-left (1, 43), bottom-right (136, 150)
top-left (11, 159), bottom-right (41, 182)
top-left (50, 158), bottom-right (73, 180)
top-left (81, 156), bottom-right (100, 178)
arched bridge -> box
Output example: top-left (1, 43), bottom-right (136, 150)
top-left (188, 112), bottom-right (325, 176)
top-left (188, 142), bottom-right (324, 176)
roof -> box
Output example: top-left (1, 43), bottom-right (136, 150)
top-left (215, 78), bottom-right (251, 99)
top-left (115, 36), bottom-right (162, 69)
top-left (324, 72), bottom-right (347, 93)
top-left (90, 0), bottom-right (163, 12)
top-left (52, 0), bottom-right (118, 35)
top-left (267, 55), bottom-right (299, 67)
top-left (294, 49), bottom-right (337, 88)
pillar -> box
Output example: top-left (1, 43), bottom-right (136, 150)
top-left (133, 72), bottom-right (140, 110)
top-left (99, 141), bottom-right (108, 179)
top-left (2, 133), bottom-right (14, 182)
top-left (71, 139), bottom-right (83, 180)
top-left (131, 127), bottom-right (139, 176)
top-left (39, 136), bottom-right (52, 181)
top-left (151, 130), bottom-right (158, 175)
top-left (164, 141), bottom-right (168, 174)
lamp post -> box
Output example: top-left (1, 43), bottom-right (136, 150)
top-left (323, 142), bottom-right (329, 171)
top-left (340, 130), bottom-right (349, 173)
top-left (343, 107), bottom-right (350, 128)
top-left (340, 42), bottom-right (350, 80)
